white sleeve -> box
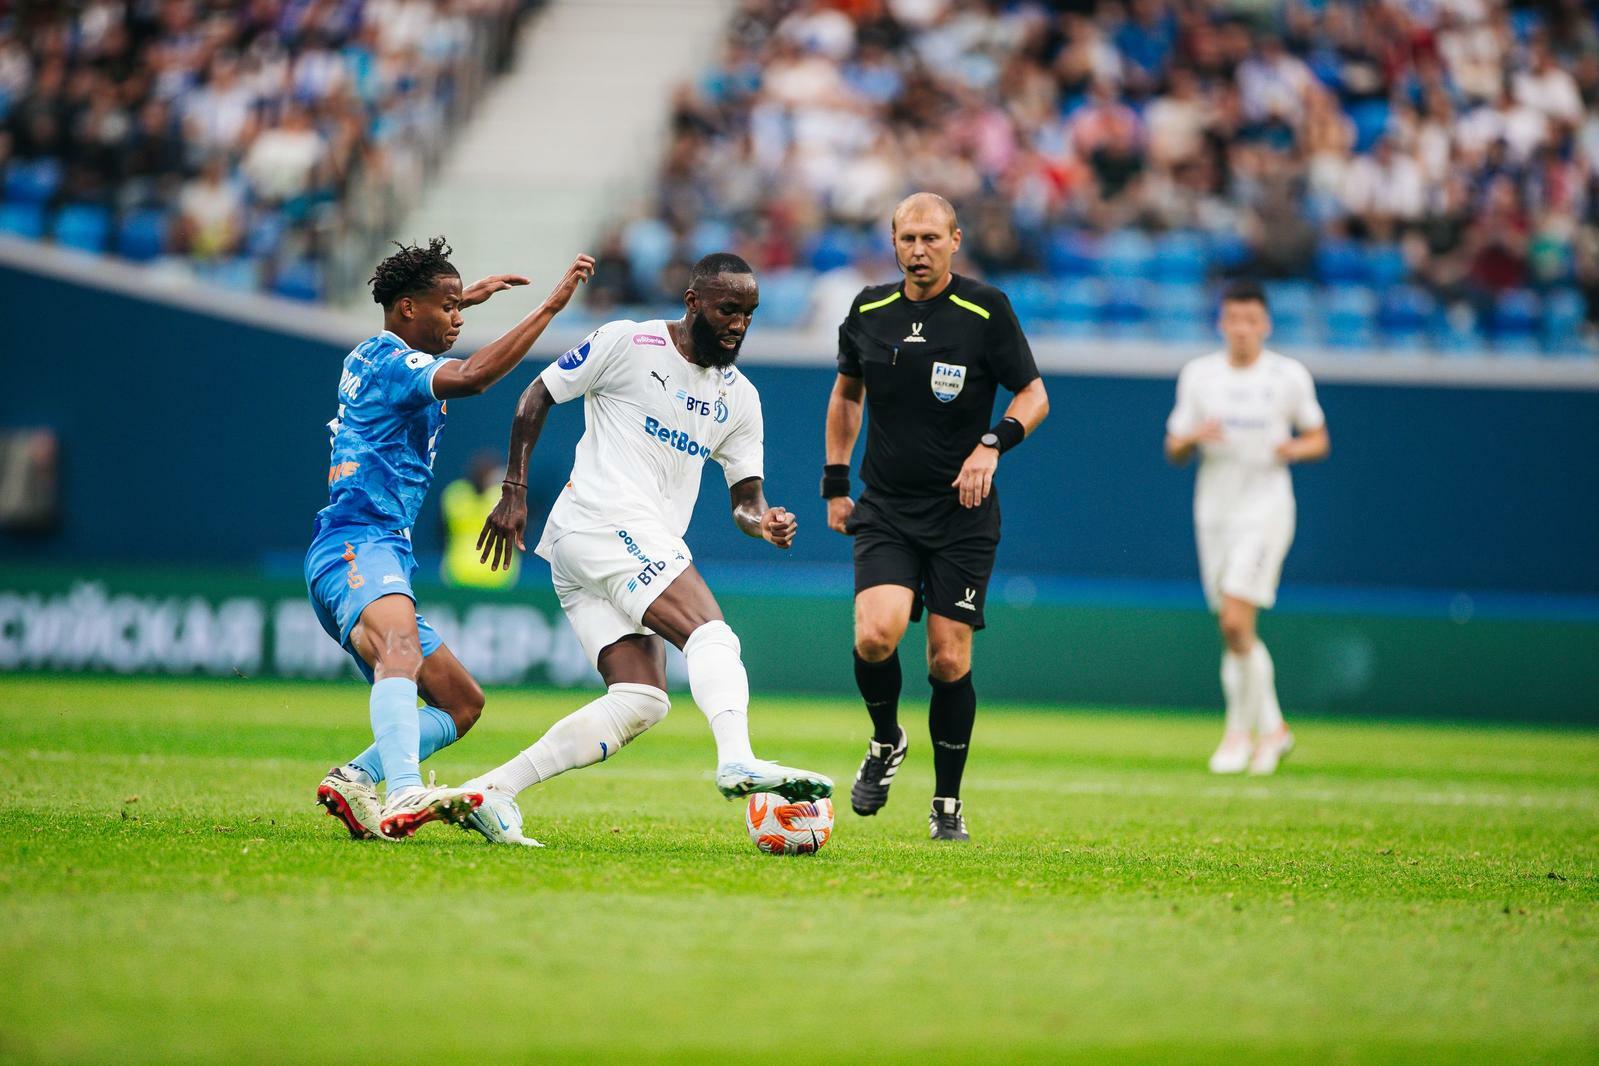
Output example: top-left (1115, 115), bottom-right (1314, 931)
top-left (1290, 363), bottom-right (1326, 431)
top-left (714, 392), bottom-right (765, 488)
top-left (539, 326), bottom-right (624, 403)
top-left (1165, 364), bottom-right (1200, 437)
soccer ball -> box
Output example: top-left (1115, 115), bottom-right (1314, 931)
top-left (745, 793), bottom-right (834, 855)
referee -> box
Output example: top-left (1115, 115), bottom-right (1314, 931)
top-left (824, 192), bottom-right (1049, 842)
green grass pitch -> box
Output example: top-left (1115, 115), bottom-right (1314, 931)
top-left (1, 676), bottom-right (1595, 1063)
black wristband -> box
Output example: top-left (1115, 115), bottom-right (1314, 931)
top-left (987, 417), bottom-right (1025, 454)
top-left (821, 463), bottom-right (851, 499)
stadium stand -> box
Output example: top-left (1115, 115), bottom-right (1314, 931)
top-left (596, 0), bottom-right (1599, 355)
top-left (0, 0), bottom-right (536, 302)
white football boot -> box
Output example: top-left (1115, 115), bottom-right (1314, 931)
top-left (1208, 730), bottom-right (1253, 774)
top-left (1249, 728), bottom-right (1295, 775)
top-left (316, 766), bottom-right (385, 840)
top-left (378, 781), bottom-right (483, 839)
top-left (716, 759), bottom-right (833, 802)
top-left (461, 785), bottom-right (543, 847)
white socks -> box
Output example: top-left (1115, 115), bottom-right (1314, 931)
top-left (1222, 640), bottom-right (1285, 736)
top-left (474, 683), bottom-right (669, 796)
top-left (684, 620), bottom-right (757, 766)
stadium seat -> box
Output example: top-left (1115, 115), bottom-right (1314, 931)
top-left (1542, 287), bottom-right (1588, 356)
top-left (1377, 285), bottom-right (1436, 351)
top-left (116, 210), bottom-right (169, 262)
top-left (1053, 278), bottom-right (1105, 338)
top-left (1365, 244), bottom-right (1408, 288)
top-left (0, 201), bottom-right (46, 239)
top-left (1205, 232), bottom-right (1251, 273)
top-left (1323, 285), bottom-right (1377, 348)
top-left (51, 204), bottom-right (111, 253)
top-left (688, 219), bottom-right (735, 260)
top-left (1098, 231), bottom-right (1156, 280)
top-left (3, 159), bottom-right (63, 205)
top-left (272, 259), bottom-right (323, 301)
top-left (1347, 100), bottom-right (1391, 152)
top-left (1316, 240), bottom-right (1369, 284)
top-left (1263, 281), bottom-right (1318, 346)
top-left (1149, 232), bottom-right (1209, 283)
top-left (622, 217), bottom-right (675, 293)
top-left (1045, 229), bottom-right (1099, 279)
top-left (997, 275), bottom-right (1059, 332)
top-left (1432, 301), bottom-right (1485, 356)
top-left (750, 268), bottom-right (811, 329)
top-left (806, 227), bottom-right (861, 273)
top-left (1490, 289), bottom-right (1542, 356)
top-left (1100, 278), bottom-right (1152, 338)
top-left (246, 212), bottom-right (288, 259)
top-left (1147, 281), bottom-right (1213, 342)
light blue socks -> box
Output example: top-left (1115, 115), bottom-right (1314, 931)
top-left (367, 677), bottom-right (423, 794)
top-left (349, 703), bottom-right (459, 787)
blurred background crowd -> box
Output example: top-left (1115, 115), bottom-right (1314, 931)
top-left (590, 0), bottom-right (1599, 353)
top-left (0, 0), bottom-right (1595, 354)
top-left (0, 0), bottom-right (534, 300)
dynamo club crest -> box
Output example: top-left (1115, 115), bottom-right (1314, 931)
top-left (930, 361), bottom-right (966, 403)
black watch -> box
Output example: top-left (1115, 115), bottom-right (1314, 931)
top-left (979, 432), bottom-right (1001, 451)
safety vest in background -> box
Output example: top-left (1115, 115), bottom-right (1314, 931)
top-left (441, 478), bottom-right (518, 588)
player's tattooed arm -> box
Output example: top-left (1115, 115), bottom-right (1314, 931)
top-left (433, 254), bottom-right (595, 400)
top-left (477, 378), bottom-right (556, 571)
top-left (730, 477), bottom-right (796, 550)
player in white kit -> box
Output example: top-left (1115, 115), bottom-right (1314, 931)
top-left (461, 253), bottom-right (833, 845)
top-left (1165, 281), bottom-right (1330, 775)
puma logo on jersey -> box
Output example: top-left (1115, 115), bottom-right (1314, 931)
top-left (650, 371), bottom-right (669, 390)
top-left (956, 587), bottom-right (978, 610)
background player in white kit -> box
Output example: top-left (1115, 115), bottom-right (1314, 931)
top-left (463, 253), bottom-right (832, 844)
top-left (1165, 281), bottom-right (1330, 776)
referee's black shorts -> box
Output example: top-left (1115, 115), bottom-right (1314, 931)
top-left (847, 489), bottom-right (1000, 629)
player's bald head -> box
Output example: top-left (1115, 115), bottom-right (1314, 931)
top-left (891, 192), bottom-right (959, 236)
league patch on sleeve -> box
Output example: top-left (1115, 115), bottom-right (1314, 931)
top-left (557, 341), bottom-right (591, 370)
top-left (405, 352), bottom-right (435, 369)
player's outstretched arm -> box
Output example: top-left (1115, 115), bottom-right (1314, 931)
top-left (477, 377), bottom-right (557, 571)
top-left (432, 254), bottom-right (595, 401)
top-left (730, 477), bottom-right (795, 550)
top-left (459, 273), bottom-right (531, 308)
top-left (824, 373), bottom-right (865, 533)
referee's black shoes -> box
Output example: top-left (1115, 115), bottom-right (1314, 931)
top-left (850, 726), bottom-right (908, 816)
top-left (929, 797), bottom-right (970, 842)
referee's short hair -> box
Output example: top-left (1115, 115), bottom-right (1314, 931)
top-left (1221, 279), bottom-right (1268, 309)
top-left (690, 252), bottom-right (754, 290)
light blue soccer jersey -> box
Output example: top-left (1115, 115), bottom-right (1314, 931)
top-left (315, 330), bottom-right (452, 535)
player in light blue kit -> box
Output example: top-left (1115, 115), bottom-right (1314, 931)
top-left (308, 236), bottom-right (594, 840)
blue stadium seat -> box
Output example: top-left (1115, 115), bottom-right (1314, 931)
top-left (1148, 232), bottom-right (1209, 283)
top-left (1432, 302), bottom-right (1485, 356)
top-left (0, 201), bottom-right (46, 239)
top-left (1347, 100), bottom-right (1391, 152)
top-left (998, 275), bottom-right (1059, 332)
top-left (751, 268), bottom-right (811, 329)
top-left (1377, 285), bottom-right (1435, 351)
top-left (1205, 232), bottom-right (1251, 272)
top-left (1316, 240), bottom-right (1369, 284)
top-left (1046, 229), bottom-right (1098, 279)
top-left (622, 217), bottom-right (674, 292)
top-left (116, 209), bottom-right (168, 262)
top-left (1323, 284), bottom-right (1377, 348)
top-left (1264, 281), bottom-right (1318, 346)
top-left (273, 259), bottom-right (323, 301)
top-left (1490, 289), bottom-right (1542, 356)
top-left (51, 203), bottom-right (110, 252)
top-left (1542, 287), bottom-right (1588, 356)
top-left (688, 219), bottom-right (735, 259)
top-left (1054, 278), bottom-right (1105, 338)
top-left (1100, 278), bottom-right (1151, 338)
top-left (194, 257), bottom-right (260, 293)
top-left (3, 159), bottom-right (62, 205)
top-left (247, 212), bottom-right (288, 259)
top-left (1098, 231), bottom-right (1156, 280)
top-left (1147, 281), bottom-right (1213, 342)
top-left (1365, 244), bottom-right (1408, 288)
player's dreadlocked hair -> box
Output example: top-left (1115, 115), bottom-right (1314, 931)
top-left (369, 236), bottom-right (460, 308)
top-left (688, 252), bottom-right (754, 291)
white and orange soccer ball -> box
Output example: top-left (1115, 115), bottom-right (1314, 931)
top-left (744, 793), bottom-right (834, 855)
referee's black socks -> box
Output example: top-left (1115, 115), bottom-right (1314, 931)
top-left (853, 648), bottom-right (902, 744)
top-left (929, 672), bottom-right (977, 799)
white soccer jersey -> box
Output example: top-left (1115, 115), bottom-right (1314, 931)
top-left (1166, 350), bottom-right (1325, 530)
top-left (535, 320), bottom-right (765, 557)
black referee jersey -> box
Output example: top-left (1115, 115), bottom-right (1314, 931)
top-left (837, 273), bottom-right (1040, 499)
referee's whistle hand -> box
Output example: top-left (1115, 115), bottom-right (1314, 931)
top-left (952, 445), bottom-right (1000, 508)
top-left (827, 495), bottom-right (855, 535)
top-left (761, 507), bottom-right (797, 549)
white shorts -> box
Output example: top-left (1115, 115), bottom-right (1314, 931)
top-left (538, 524), bottom-right (694, 666)
top-left (1197, 519), bottom-right (1294, 611)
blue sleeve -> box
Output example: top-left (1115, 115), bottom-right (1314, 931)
top-left (382, 350), bottom-right (450, 409)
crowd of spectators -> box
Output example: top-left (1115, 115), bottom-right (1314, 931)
top-left (0, 0), bottom-right (532, 300)
top-left (594, 0), bottom-right (1599, 354)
